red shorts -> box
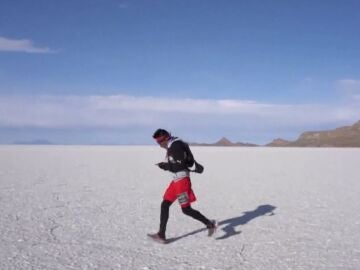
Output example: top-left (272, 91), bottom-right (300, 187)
top-left (163, 177), bottom-right (197, 208)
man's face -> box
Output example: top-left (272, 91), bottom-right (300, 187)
top-left (155, 135), bottom-right (169, 149)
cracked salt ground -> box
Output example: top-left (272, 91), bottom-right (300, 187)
top-left (1, 146), bottom-right (360, 269)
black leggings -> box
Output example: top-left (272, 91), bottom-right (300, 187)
top-left (159, 200), bottom-right (211, 238)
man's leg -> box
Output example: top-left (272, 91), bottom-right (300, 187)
top-left (182, 206), bottom-right (217, 236)
top-left (158, 200), bottom-right (173, 239)
top-left (181, 205), bottom-right (210, 225)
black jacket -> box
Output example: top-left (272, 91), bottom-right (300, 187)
top-left (165, 138), bottom-right (194, 173)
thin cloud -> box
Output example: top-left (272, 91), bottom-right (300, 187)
top-left (0, 95), bottom-right (359, 130)
top-left (0, 36), bottom-right (57, 54)
top-left (337, 79), bottom-right (360, 87)
top-left (336, 79), bottom-right (360, 100)
top-left (118, 3), bottom-right (128, 9)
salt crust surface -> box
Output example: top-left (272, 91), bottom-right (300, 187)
top-left (1, 146), bottom-right (359, 270)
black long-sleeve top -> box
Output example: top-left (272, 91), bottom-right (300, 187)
top-left (165, 138), bottom-right (194, 173)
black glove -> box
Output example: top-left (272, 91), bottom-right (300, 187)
top-left (157, 162), bottom-right (170, 171)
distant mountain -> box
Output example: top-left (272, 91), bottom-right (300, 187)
top-left (267, 120), bottom-right (360, 147)
top-left (13, 139), bottom-right (54, 145)
top-left (266, 138), bottom-right (292, 147)
top-left (9, 120), bottom-right (360, 147)
top-left (191, 120), bottom-right (360, 147)
top-left (191, 137), bottom-right (258, 147)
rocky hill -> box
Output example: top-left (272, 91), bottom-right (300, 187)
top-left (266, 138), bottom-right (292, 147)
top-left (267, 120), bottom-right (360, 147)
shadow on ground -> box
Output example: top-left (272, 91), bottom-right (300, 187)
top-left (167, 204), bottom-right (276, 244)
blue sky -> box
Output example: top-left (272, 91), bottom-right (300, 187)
top-left (1, 0), bottom-right (360, 144)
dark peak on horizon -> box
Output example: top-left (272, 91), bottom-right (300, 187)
top-left (215, 137), bottom-right (234, 146)
top-left (12, 139), bottom-right (54, 145)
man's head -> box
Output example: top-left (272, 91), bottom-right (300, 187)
top-left (153, 128), bottom-right (171, 148)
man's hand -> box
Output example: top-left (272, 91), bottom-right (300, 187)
top-left (157, 162), bottom-right (170, 171)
